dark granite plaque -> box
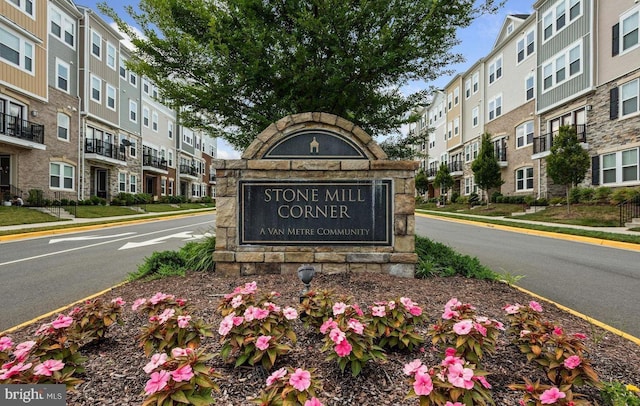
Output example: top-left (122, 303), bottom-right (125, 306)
top-left (239, 180), bottom-right (392, 245)
top-left (264, 129), bottom-right (366, 159)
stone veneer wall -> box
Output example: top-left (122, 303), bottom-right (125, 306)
top-left (212, 113), bottom-right (419, 278)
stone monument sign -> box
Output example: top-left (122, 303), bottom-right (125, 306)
top-left (212, 112), bottom-right (418, 277)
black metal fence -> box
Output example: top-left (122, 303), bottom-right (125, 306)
top-left (619, 195), bottom-right (640, 227)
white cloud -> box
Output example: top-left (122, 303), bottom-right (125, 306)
top-left (216, 139), bottom-right (241, 159)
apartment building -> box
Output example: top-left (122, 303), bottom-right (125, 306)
top-left (461, 60), bottom-right (484, 197)
top-left (483, 14), bottom-right (538, 197)
top-left (423, 90), bottom-right (447, 198)
top-left (444, 75), bottom-right (464, 195)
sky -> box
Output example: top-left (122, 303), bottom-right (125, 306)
top-left (78, 0), bottom-right (533, 159)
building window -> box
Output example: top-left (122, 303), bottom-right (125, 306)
top-left (168, 121), bottom-right (174, 139)
top-left (130, 139), bottom-right (137, 157)
top-left (541, 41), bottom-right (582, 92)
top-left (50, 5), bottom-right (75, 47)
top-left (129, 72), bottom-right (137, 86)
top-left (129, 100), bottom-right (137, 122)
top-left (454, 87), bottom-right (459, 105)
top-left (56, 59), bottom-right (69, 92)
top-left (454, 117), bottom-right (459, 136)
top-left (152, 111), bottom-right (158, 132)
top-left (517, 29), bottom-right (535, 63)
top-left (472, 106), bottom-right (479, 127)
top-left (602, 148), bottom-right (639, 184)
top-left (465, 79), bottom-right (471, 98)
top-left (556, 1), bottom-right (566, 31)
top-left (143, 107), bottom-right (150, 127)
top-left (543, 0), bottom-right (582, 41)
top-left (621, 7), bottom-right (639, 53)
top-left (143, 79), bottom-right (150, 94)
top-left (168, 150), bottom-right (173, 166)
top-left (488, 55), bottom-right (502, 84)
top-left (488, 95), bottom-right (502, 120)
top-left (50, 163), bottom-right (74, 190)
top-left (161, 178), bottom-right (166, 195)
top-left (447, 93), bottom-right (452, 110)
top-left (106, 84), bottom-right (116, 110)
top-left (130, 175), bottom-right (137, 193)
top-left (119, 58), bottom-right (127, 78)
top-left (91, 30), bottom-right (101, 58)
top-left (516, 121), bottom-right (534, 148)
top-left (516, 167), bottom-right (534, 191)
top-left (472, 72), bottom-right (479, 93)
top-left (119, 172), bottom-right (126, 192)
top-left (621, 78), bottom-right (639, 117)
top-left (464, 177), bottom-right (476, 195)
top-left (0, 27), bottom-right (34, 73)
top-left (8, 0), bottom-right (33, 16)
top-left (168, 179), bottom-right (174, 195)
top-left (106, 43), bottom-right (116, 69)
top-left (183, 128), bottom-right (193, 145)
top-left (90, 75), bottom-right (101, 102)
top-left (447, 122), bottom-right (452, 139)
top-left (57, 113), bottom-right (69, 141)
top-left (525, 75), bottom-right (534, 101)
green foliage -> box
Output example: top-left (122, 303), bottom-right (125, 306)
top-left (368, 298), bottom-right (426, 352)
top-left (546, 126), bottom-right (591, 208)
top-left (415, 169), bottom-right (429, 195)
top-left (415, 236), bottom-right (499, 280)
top-left (610, 187), bottom-right (640, 204)
top-left (252, 367), bottom-right (323, 406)
top-left (471, 133), bottom-right (504, 203)
top-left (434, 162), bottom-right (454, 197)
top-left (600, 381), bottom-right (640, 406)
top-left (181, 234), bottom-right (216, 272)
top-left (67, 297), bottom-right (125, 345)
top-left (27, 189), bottom-right (44, 206)
top-left (594, 186), bottom-right (612, 203)
top-left (103, 0), bottom-right (502, 149)
top-left (130, 251), bottom-right (187, 281)
top-left (299, 289), bottom-right (349, 329)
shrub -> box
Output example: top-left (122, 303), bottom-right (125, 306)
top-left (600, 381), bottom-right (640, 406)
top-left (450, 191), bottom-right (460, 203)
top-left (67, 297), bottom-right (125, 345)
top-left (129, 251), bottom-right (187, 281)
top-left (549, 197), bottom-right (565, 205)
top-left (252, 367), bottom-right (323, 406)
top-left (179, 234), bottom-right (216, 272)
top-left (27, 189), bottom-right (44, 206)
top-left (415, 236), bottom-right (499, 280)
top-left (594, 186), bottom-right (612, 203)
top-left (569, 186), bottom-right (582, 204)
top-left (299, 289), bottom-right (348, 329)
top-left (491, 191), bottom-right (502, 203)
top-left (609, 188), bottom-right (637, 205)
top-left (368, 297), bottom-right (425, 352)
top-left (579, 187), bottom-right (595, 203)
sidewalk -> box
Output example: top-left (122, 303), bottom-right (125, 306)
top-left (416, 209), bottom-right (640, 236)
top-left (0, 208), bottom-right (215, 234)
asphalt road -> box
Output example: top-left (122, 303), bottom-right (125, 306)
top-left (0, 213), bottom-right (215, 331)
top-left (415, 215), bottom-right (640, 338)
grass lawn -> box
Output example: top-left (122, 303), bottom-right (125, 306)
top-left (0, 206), bottom-right (64, 226)
top-left (68, 205), bottom-right (142, 218)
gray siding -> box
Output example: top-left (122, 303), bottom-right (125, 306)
top-left (48, 38), bottom-right (78, 97)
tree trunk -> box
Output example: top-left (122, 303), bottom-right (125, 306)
top-left (566, 185), bottom-right (571, 214)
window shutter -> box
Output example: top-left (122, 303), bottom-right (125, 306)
top-left (591, 156), bottom-right (600, 185)
top-left (610, 87), bottom-right (619, 120)
top-left (612, 23), bottom-right (619, 56)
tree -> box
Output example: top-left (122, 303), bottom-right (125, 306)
top-left (103, 0), bottom-right (502, 150)
top-left (546, 125), bottom-right (590, 212)
top-left (415, 169), bottom-right (429, 197)
top-left (471, 132), bottom-right (504, 207)
top-left (433, 163), bottom-right (454, 206)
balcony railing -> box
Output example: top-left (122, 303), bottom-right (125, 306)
top-left (495, 147), bottom-right (507, 162)
top-left (85, 139), bottom-right (126, 161)
top-left (0, 113), bottom-right (44, 144)
top-left (533, 124), bottom-right (587, 154)
top-left (143, 154), bottom-right (168, 170)
top-left (427, 168), bottom-right (438, 177)
top-left (448, 160), bottom-right (464, 173)
top-left (179, 164), bottom-right (197, 176)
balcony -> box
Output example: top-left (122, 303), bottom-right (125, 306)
top-left (179, 164), bottom-right (198, 178)
top-left (85, 139), bottom-right (126, 164)
top-left (0, 112), bottom-right (45, 149)
top-left (448, 160), bottom-right (464, 176)
top-left (143, 154), bottom-right (168, 173)
top-left (426, 167), bottom-right (438, 179)
top-left (494, 139), bottom-right (507, 167)
top-left (533, 124), bottom-right (587, 156)
top-left (209, 173), bottom-right (216, 184)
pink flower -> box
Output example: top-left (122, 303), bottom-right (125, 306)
top-left (529, 301), bottom-right (543, 312)
top-left (403, 359), bottom-right (423, 376)
top-left (144, 370), bottom-right (170, 395)
top-left (33, 359), bottom-right (65, 376)
top-left (553, 326), bottom-right (564, 336)
top-left (445, 402), bottom-right (464, 406)
top-left (503, 304), bottom-right (521, 314)
top-left (400, 297), bottom-right (415, 309)
top-left (266, 367), bottom-right (287, 386)
top-left (111, 297), bottom-right (125, 306)
top-left (409, 306), bottom-right (423, 316)
top-left (564, 355), bottom-right (581, 369)
top-left (131, 298), bottom-right (146, 311)
top-left (494, 321), bottom-right (505, 330)
top-left (452, 319), bottom-right (473, 335)
top-left (254, 308), bottom-right (270, 320)
top-left (387, 301), bottom-right (396, 310)
top-left (218, 314), bottom-right (235, 336)
top-left (304, 397), bottom-right (323, 406)
top-left (574, 333), bottom-right (587, 340)
top-left (51, 314), bottom-right (73, 329)
top-left (352, 303), bottom-right (364, 317)
top-left (241, 281), bottom-right (257, 295)
top-left (144, 353), bottom-right (168, 374)
top-left (171, 347), bottom-right (193, 358)
top-left (520, 329), bottom-right (531, 338)
top-left (445, 298), bottom-right (461, 310)
top-left (447, 363), bottom-right (475, 389)
top-left (232, 316), bottom-right (244, 326)
top-left (371, 306), bottom-right (386, 317)
top-left (413, 369), bottom-right (434, 396)
top-left (347, 319), bottom-right (364, 335)
top-left (329, 328), bottom-right (346, 344)
top-left (441, 355), bottom-right (463, 368)
top-left (319, 318), bottom-right (337, 334)
top-left (256, 335), bottom-right (272, 351)
top-left (474, 322), bottom-right (487, 337)
top-left (445, 347), bottom-right (457, 357)
top-left (283, 307), bottom-right (298, 320)
top-left (0, 336), bottom-right (13, 351)
top-left (540, 387), bottom-right (566, 404)
top-left (473, 375), bottom-right (492, 389)
top-left (0, 362), bottom-right (32, 380)
top-left (332, 302), bottom-right (347, 316)
top-left (177, 315), bottom-right (191, 328)
top-left (149, 292), bottom-right (174, 305)
top-left (171, 364), bottom-right (194, 382)
top-left (263, 302), bottom-right (281, 312)
top-left (157, 308), bottom-right (175, 324)
top-left (289, 368), bottom-right (311, 391)
top-left (334, 339), bottom-right (352, 357)
top-left (442, 309), bottom-right (459, 320)
top-left (231, 295), bottom-right (243, 308)
top-left (12, 341), bottom-right (36, 361)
